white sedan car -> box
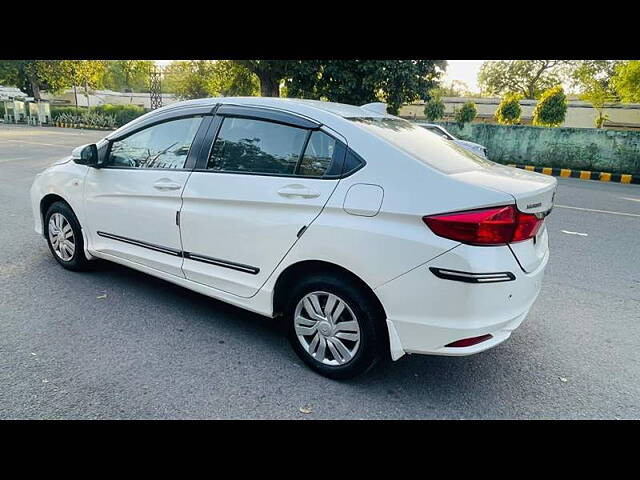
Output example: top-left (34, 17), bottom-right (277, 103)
top-left (418, 123), bottom-right (488, 158)
top-left (31, 97), bottom-right (556, 379)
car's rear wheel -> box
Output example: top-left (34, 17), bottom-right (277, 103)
top-left (44, 201), bottom-right (90, 271)
top-left (285, 273), bottom-right (385, 379)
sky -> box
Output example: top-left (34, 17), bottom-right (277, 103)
top-left (441, 60), bottom-right (485, 92)
top-left (155, 59), bottom-right (486, 91)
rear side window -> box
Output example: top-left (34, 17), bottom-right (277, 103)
top-left (208, 117), bottom-right (307, 175)
top-left (298, 131), bottom-right (336, 177)
top-left (342, 149), bottom-right (365, 176)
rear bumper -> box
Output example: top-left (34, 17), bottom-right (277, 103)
top-left (376, 243), bottom-right (548, 359)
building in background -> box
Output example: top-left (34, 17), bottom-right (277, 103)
top-left (0, 86), bottom-right (27, 101)
top-left (400, 97), bottom-right (640, 131)
top-left (41, 88), bottom-right (179, 109)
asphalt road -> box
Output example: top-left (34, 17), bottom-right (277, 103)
top-left (1, 124), bottom-right (639, 419)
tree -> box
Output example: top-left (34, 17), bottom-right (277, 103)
top-left (455, 101), bottom-right (477, 123)
top-left (162, 60), bottom-right (259, 99)
top-left (61, 60), bottom-right (107, 107)
top-left (285, 60), bottom-right (447, 114)
top-left (0, 60), bottom-right (74, 99)
top-left (565, 61), bottom-right (621, 127)
top-left (568, 60), bottom-right (620, 98)
top-left (582, 83), bottom-right (611, 128)
top-left (236, 60), bottom-right (293, 97)
top-left (478, 60), bottom-right (568, 99)
top-left (612, 61), bottom-right (640, 103)
top-left (207, 61), bottom-right (259, 97)
top-left (0, 60), bottom-right (107, 101)
top-left (438, 80), bottom-right (473, 97)
top-left (424, 90), bottom-right (445, 121)
top-left (162, 60), bottom-right (217, 99)
top-left (102, 60), bottom-right (155, 92)
top-left (495, 92), bottom-right (522, 125)
top-left (533, 86), bottom-right (567, 127)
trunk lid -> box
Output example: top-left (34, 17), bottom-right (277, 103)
top-left (451, 163), bottom-right (557, 273)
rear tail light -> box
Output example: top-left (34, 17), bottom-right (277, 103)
top-left (423, 205), bottom-right (543, 245)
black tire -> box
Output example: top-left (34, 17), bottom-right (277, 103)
top-left (285, 272), bottom-right (386, 380)
top-left (44, 201), bottom-right (90, 271)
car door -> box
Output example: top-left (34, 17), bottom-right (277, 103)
top-left (179, 106), bottom-right (346, 298)
top-left (83, 114), bottom-right (210, 277)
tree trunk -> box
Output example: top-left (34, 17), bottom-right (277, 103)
top-left (30, 79), bottom-right (41, 101)
top-left (526, 85), bottom-right (535, 100)
top-left (259, 75), bottom-right (280, 97)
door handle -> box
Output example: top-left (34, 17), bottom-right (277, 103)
top-left (153, 180), bottom-right (182, 191)
top-left (277, 184), bottom-right (321, 199)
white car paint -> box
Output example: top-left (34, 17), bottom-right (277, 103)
top-left (31, 96), bottom-right (557, 363)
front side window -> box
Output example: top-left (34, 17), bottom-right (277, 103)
top-left (208, 117), bottom-right (308, 175)
top-left (107, 116), bottom-right (203, 169)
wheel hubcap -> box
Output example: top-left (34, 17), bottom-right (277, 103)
top-left (294, 291), bottom-right (361, 366)
top-left (48, 213), bottom-right (75, 261)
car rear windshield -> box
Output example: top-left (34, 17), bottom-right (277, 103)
top-left (348, 117), bottom-right (493, 174)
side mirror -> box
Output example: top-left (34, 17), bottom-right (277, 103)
top-left (72, 144), bottom-right (99, 167)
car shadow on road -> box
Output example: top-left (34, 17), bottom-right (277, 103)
top-left (79, 258), bottom-right (545, 417)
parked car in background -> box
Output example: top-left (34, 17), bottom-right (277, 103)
top-left (31, 97), bottom-right (556, 379)
top-left (418, 123), bottom-right (488, 159)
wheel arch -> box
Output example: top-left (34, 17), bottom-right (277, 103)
top-left (273, 261), bottom-right (383, 314)
top-left (273, 260), bottom-right (387, 326)
top-left (40, 193), bottom-right (72, 236)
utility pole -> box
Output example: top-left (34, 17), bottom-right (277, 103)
top-left (149, 66), bottom-right (163, 110)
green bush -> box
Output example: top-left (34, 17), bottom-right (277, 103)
top-left (424, 97), bottom-right (445, 121)
top-left (51, 106), bottom-right (86, 118)
top-left (92, 104), bottom-right (146, 127)
top-left (53, 111), bottom-right (117, 129)
top-left (455, 101), bottom-right (477, 124)
top-left (533, 86), bottom-right (567, 127)
top-left (495, 92), bottom-right (522, 125)
top-left (0, 102), bottom-right (5, 118)
top-left (51, 104), bottom-right (146, 127)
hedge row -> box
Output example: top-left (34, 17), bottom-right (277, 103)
top-left (51, 104), bottom-right (146, 127)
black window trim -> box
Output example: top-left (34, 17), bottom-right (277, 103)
top-left (294, 130), bottom-right (313, 176)
top-left (341, 147), bottom-right (367, 177)
top-left (215, 104), bottom-right (321, 130)
top-left (99, 113), bottom-right (214, 171)
top-left (106, 103), bottom-right (216, 142)
top-left (193, 109), bottom-right (365, 180)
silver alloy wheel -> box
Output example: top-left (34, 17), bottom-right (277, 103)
top-left (294, 291), bottom-right (361, 366)
top-left (48, 213), bottom-right (75, 261)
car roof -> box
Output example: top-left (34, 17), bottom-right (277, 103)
top-left (157, 96), bottom-right (392, 119)
top-left (106, 96), bottom-right (396, 142)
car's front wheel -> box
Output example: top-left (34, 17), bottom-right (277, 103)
top-left (285, 273), bottom-right (385, 380)
top-left (44, 201), bottom-right (90, 271)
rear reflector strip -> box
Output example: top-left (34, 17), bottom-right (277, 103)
top-left (429, 267), bottom-right (515, 283)
top-left (445, 334), bottom-right (493, 348)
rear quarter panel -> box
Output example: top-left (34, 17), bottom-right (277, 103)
top-left (262, 123), bottom-right (515, 294)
